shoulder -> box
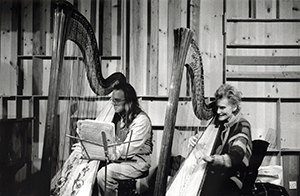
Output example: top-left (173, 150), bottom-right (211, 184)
top-left (239, 118), bottom-right (251, 129)
top-left (230, 117), bottom-right (251, 135)
top-left (133, 111), bottom-right (152, 125)
top-left (235, 118), bottom-right (251, 138)
top-left (229, 118), bottom-right (252, 142)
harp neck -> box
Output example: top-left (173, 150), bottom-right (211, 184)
top-left (39, 2), bottom-right (125, 194)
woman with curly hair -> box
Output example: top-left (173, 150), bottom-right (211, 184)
top-left (189, 84), bottom-right (252, 196)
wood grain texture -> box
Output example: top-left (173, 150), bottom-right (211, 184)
top-left (154, 28), bottom-right (193, 196)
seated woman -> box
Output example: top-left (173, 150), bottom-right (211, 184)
top-left (96, 83), bottom-right (153, 196)
top-left (188, 84), bottom-right (252, 196)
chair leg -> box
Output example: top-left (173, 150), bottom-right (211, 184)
top-left (117, 179), bottom-right (138, 196)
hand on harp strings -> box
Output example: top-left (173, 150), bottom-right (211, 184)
top-left (70, 141), bottom-right (90, 160)
top-left (71, 142), bottom-right (83, 153)
top-left (193, 144), bottom-right (213, 164)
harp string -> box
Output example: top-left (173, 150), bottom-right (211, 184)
top-left (154, 28), bottom-right (194, 196)
top-left (46, 2), bottom-right (127, 195)
top-left (55, 41), bottom-right (81, 176)
top-left (51, 41), bottom-right (106, 195)
top-left (166, 39), bottom-right (214, 195)
top-left (154, 28), bottom-right (216, 196)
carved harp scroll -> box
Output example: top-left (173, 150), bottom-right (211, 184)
top-left (39, 1), bottom-right (125, 194)
top-left (154, 28), bottom-right (215, 196)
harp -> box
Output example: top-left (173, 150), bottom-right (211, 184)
top-left (154, 28), bottom-right (216, 196)
top-left (39, 1), bottom-right (125, 195)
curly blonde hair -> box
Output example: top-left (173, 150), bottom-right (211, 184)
top-left (214, 84), bottom-right (242, 114)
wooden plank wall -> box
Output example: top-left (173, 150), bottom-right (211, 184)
top-left (225, 0), bottom-right (300, 195)
top-left (0, 0), bottom-right (222, 97)
top-left (0, 0), bottom-right (17, 96)
top-left (0, 0), bottom-right (299, 194)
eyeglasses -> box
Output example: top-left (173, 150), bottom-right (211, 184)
top-left (110, 98), bottom-right (125, 105)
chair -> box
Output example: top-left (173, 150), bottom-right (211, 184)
top-left (241, 139), bottom-right (269, 195)
top-left (117, 170), bottom-right (149, 196)
top-left (240, 139), bottom-right (290, 196)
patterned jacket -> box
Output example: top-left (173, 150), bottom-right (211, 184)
top-left (210, 111), bottom-right (253, 189)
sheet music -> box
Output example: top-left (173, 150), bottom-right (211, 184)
top-left (77, 119), bottom-right (116, 160)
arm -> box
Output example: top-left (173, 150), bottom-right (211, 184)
top-left (208, 122), bottom-right (252, 168)
top-left (112, 113), bottom-right (152, 160)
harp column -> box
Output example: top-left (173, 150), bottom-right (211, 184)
top-left (154, 28), bottom-right (194, 196)
top-left (39, 2), bottom-right (73, 195)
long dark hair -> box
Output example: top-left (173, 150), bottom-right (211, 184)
top-left (113, 83), bottom-right (142, 127)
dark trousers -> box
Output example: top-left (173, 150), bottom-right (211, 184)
top-left (200, 172), bottom-right (240, 196)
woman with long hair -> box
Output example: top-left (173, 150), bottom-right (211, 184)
top-left (96, 82), bottom-right (153, 196)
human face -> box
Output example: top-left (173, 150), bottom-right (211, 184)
top-left (216, 97), bottom-right (237, 122)
top-left (111, 89), bottom-right (126, 114)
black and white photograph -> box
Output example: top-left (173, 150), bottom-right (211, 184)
top-left (0, 0), bottom-right (299, 195)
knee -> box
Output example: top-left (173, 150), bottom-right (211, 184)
top-left (97, 168), bottom-right (106, 185)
